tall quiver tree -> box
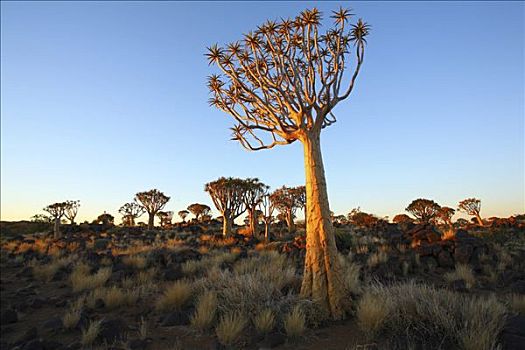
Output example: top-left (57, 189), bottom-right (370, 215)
top-left (64, 200), bottom-right (80, 225)
top-left (178, 210), bottom-right (189, 223)
top-left (44, 202), bottom-right (68, 239)
top-left (258, 190), bottom-right (275, 241)
top-left (135, 189), bottom-right (170, 230)
top-left (270, 186), bottom-right (306, 233)
top-left (119, 201), bottom-right (145, 227)
top-left (406, 199), bottom-right (441, 224)
top-left (206, 7), bottom-right (369, 319)
top-left (242, 178), bottom-right (268, 236)
top-left (187, 203), bottom-right (211, 222)
top-left (205, 177), bottom-right (247, 236)
top-left (458, 198), bottom-right (483, 226)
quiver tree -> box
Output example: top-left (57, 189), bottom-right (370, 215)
top-left (405, 199), bottom-right (441, 224)
top-left (157, 211), bottom-right (173, 228)
top-left (206, 7), bottom-right (369, 319)
top-left (44, 202), bottom-right (68, 239)
top-left (64, 200), bottom-right (80, 225)
top-left (458, 198), bottom-right (483, 226)
top-left (96, 212), bottom-right (114, 226)
top-left (347, 207), bottom-right (378, 227)
top-left (242, 178), bottom-right (268, 236)
top-left (205, 177), bottom-right (247, 236)
top-left (135, 189), bottom-right (170, 230)
top-left (435, 206), bottom-right (455, 227)
top-left (270, 186), bottom-right (306, 232)
top-left (258, 191), bottom-right (275, 241)
top-left (178, 210), bottom-right (189, 222)
top-left (392, 214), bottom-right (414, 224)
top-left (187, 203), bottom-right (211, 222)
top-left (119, 202), bottom-right (145, 227)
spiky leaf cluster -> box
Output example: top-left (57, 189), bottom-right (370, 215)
top-left (206, 7), bottom-right (369, 151)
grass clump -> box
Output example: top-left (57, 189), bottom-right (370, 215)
top-left (81, 319), bottom-right (102, 346)
top-left (357, 281), bottom-right (506, 349)
top-left (444, 264), bottom-right (476, 289)
top-left (190, 291), bottom-right (218, 330)
top-left (283, 305), bottom-right (306, 339)
top-left (156, 280), bottom-right (193, 311)
top-left (253, 308), bottom-right (276, 335)
top-left (122, 254), bottom-right (147, 269)
top-left (71, 264), bottom-right (111, 292)
top-left (63, 297), bottom-right (84, 329)
top-left (356, 289), bottom-right (392, 337)
top-left (215, 312), bottom-right (247, 347)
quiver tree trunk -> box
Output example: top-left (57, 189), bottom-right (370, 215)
top-left (222, 215), bottom-right (233, 237)
top-left (148, 213), bottom-right (155, 230)
top-left (248, 209), bottom-right (258, 236)
top-left (475, 214), bottom-right (483, 226)
top-left (264, 222), bottom-right (270, 242)
top-left (300, 133), bottom-right (344, 320)
top-left (286, 211), bottom-right (295, 233)
top-left (54, 218), bottom-right (62, 239)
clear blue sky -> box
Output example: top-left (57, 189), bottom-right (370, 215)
top-left (1, 1), bottom-right (523, 223)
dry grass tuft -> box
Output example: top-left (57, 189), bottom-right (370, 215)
top-left (63, 297), bottom-right (84, 329)
top-left (357, 281), bottom-right (506, 349)
top-left (283, 305), bottom-right (306, 338)
top-left (123, 254), bottom-right (147, 269)
top-left (190, 291), bottom-right (218, 330)
top-left (253, 308), bottom-right (275, 335)
top-left (508, 293), bottom-right (525, 314)
top-left (81, 319), bottom-right (102, 346)
top-left (338, 254), bottom-right (361, 295)
top-left (155, 280), bottom-right (193, 311)
top-left (215, 312), bottom-right (247, 346)
top-left (32, 255), bottom-right (75, 282)
top-left (444, 264), bottom-right (476, 289)
top-left (71, 264), bottom-right (111, 292)
top-left (367, 251), bottom-right (388, 268)
top-left (356, 290), bottom-right (392, 337)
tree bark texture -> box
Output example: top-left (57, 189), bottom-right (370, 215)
top-left (300, 133), bottom-right (344, 320)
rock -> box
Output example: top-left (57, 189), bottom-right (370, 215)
top-left (30, 297), bottom-right (47, 309)
top-left (99, 318), bottom-right (126, 343)
top-left (454, 244), bottom-right (474, 264)
top-left (94, 239), bottom-right (110, 250)
top-left (163, 267), bottom-right (183, 281)
top-left (502, 315), bottom-right (525, 350)
top-left (258, 333), bottom-right (286, 349)
top-left (42, 317), bottom-right (63, 332)
top-left (437, 250), bottom-right (454, 268)
top-left (160, 311), bottom-right (190, 326)
top-left (510, 280), bottom-right (525, 294)
top-left (450, 279), bottom-right (467, 292)
top-left (21, 340), bottom-right (44, 350)
top-left (128, 339), bottom-right (148, 350)
top-left (17, 327), bottom-right (38, 344)
top-left (41, 340), bottom-right (63, 350)
top-left (1, 308), bottom-right (18, 324)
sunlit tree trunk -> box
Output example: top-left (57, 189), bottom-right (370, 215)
top-left (300, 133), bottom-right (344, 320)
top-left (475, 214), bottom-right (483, 226)
top-left (247, 209), bottom-right (258, 237)
top-left (223, 215), bottom-right (233, 237)
top-left (54, 218), bottom-right (62, 239)
top-left (264, 222), bottom-right (270, 242)
top-left (148, 213), bottom-right (154, 230)
top-left (286, 211), bottom-right (295, 233)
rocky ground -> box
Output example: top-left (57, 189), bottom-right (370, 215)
top-left (0, 221), bottom-right (524, 350)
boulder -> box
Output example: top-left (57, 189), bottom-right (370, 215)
top-left (437, 250), bottom-right (454, 268)
top-left (1, 308), bottom-right (18, 324)
top-left (160, 311), bottom-right (190, 327)
top-left (99, 318), bottom-right (127, 343)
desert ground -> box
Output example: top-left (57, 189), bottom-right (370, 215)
top-left (1, 216), bottom-right (524, 350)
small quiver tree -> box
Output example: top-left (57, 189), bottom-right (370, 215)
top-left (64, 200), bottom-right (80, 225)
top-left (135, 189), bottom-right (170, 230)
top-left (405, 199), bottom-right (441, 224)
top-left (205, 177), bottom-right (247, 236)
top-left (178, 210), bottom-right (189, 223)
top-left (187, 203), bottom-right (212, 222)
top-left (119, 201), bottom-right (145, 227)
top-left (44, 202), bottom-right (68, 239)
top-left (458, 198), bottom-right (483, 226)
top-left (242, 178), bottom-right (268, 237)
top-left (258, 190), bottom-right (275, 241)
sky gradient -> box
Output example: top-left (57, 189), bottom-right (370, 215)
top-left (1, 1), bottom-right (524, 224)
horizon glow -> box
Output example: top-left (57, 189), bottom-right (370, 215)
top-left (1, 1), bottom-right (523, 224)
